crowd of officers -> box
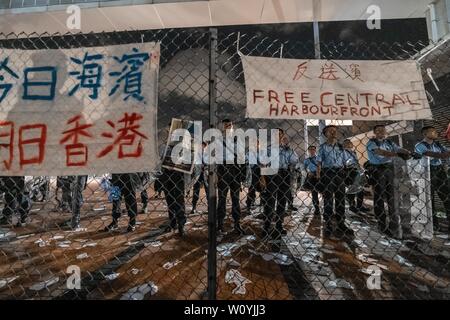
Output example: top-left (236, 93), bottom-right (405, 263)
top-left (0, 120), bottom-right (449, 241)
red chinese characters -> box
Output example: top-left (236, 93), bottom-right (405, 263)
top-left (98, 112), bottom-right (148, 159)
top-left (0, 121), bottom-right (14, 170)
top-left (19, 124), bottom-right (47, 168)
top-left (60, 115), bottom-right (93, 166)
top-left (319, 62), bottom-right (340, 81)
top-left (292, 62), bottom-right (311, 80)
top-left (1, 122), bottom-right (47, 170)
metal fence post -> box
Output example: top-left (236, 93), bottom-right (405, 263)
top-left (207, 27), bottom-right (218, 300)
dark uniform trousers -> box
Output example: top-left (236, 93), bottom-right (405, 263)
top-left (60, 177), bottom-right (73, 209)
top-left (263, 169), bottom-right (290, 231)
top-left (286, 171), bottom-right (294, 209)
top-left (347, 192), bottom-right (364, 209)
top-left (1, 176), bottom-right (28, 221)
top-left (311, 188), bottom-right (320, 212)
top-left (161, 168), bottom-right (186, 228)
top-left (111, 174), bottom-right (137, 224)
top-left (372, 164), bottom-right (400, 234)
top-left (321, 168), bottom-right (346, 228)
top-left (71, 175), bottom-right (87, 227)
top-left (430, 165), bottom-right (450, 229)
top-left (246, 166), bottom-right (261, 208)
top-left (192, 170), bottom-right (208, 211)
top-left (141, 190), bottom-right (149, 209)
top-left (217, 165), bottom-right (241, 226)
top-left (154, 178), bottom-right (163, 195)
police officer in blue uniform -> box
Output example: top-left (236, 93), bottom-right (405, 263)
top-left (303, 145), bottom-right (320, 216)
top-left (366, 124), bottom-right (411, 237)
top-left (317, 125), bottom-right (354, 239)
top-left (104, 173), bottom-right (138, 233)
top-left (262, 130), bottom-right (299, 240)
top-left (343, 139), bottom-right (369, 214)
top-left (415, 125), bottom-right (450, 234)
top-left (217, 119), bottom-right (245, 234)
top-left (191, 142), bottom-right (209, 214)
top-left (246, 139), bottom-right (261, 211)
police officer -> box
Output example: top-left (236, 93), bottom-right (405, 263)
top-left (317, 125), bottom-right (353, 239)
top-left (304, 145), bottom-right (320, 216)
top-left (69, 175), bottom-right (87, 230)
top-left (159, 123), bottom-right (187, 236)
top-left (343, 139), bottom-right (369, 214)
top-left (57, 176), bottom-right (74, 212)
top-left (104, 173), bottom-right (138, 233)
top-left (0, 176), bottom-right (29, 227)
top-left (262, 130), bottom-right (299, 240)
top-left (191, 142), bottom-right (209, 214)
top-left (246, 139), bottom-right (261, 211)
top-left (137, 172), bottom-right (150, 214)
top-left (415, 125), bottom-right (450, 234)
top-left (366, 124), bottom-right (411, 237)
top-left (217, 119), bottom-right (244, 234)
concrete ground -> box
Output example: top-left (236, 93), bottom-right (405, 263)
top-left (0, 181), bottom-right (449, 300)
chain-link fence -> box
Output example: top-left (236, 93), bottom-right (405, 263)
top-left (0, 28), bottom-right (449, 300)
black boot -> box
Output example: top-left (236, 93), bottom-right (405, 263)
top-left (234, 223), bottom-right (244, 235)
top-left (323, 222), bottom-right (333, 238)
top-left (178, 224), bottom-right (185, 237)
top-left (104, 220), bottom-right (119, 232)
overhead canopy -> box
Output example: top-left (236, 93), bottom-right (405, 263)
top-left (0, 0), bottom-right (431, 37)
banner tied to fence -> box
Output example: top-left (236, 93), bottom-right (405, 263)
top-left (0, 43), bottom-right (160, 176)
top-left (242, 55), bottom-right (432, 121)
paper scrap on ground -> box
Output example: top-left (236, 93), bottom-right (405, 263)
top-left (393, 255), bottom-right (413, 267)
top-left (35, 238), bottom-right (50, 247)
top-left (120, 282), bottom-right (158, 300)
top-left (82, 242), bottom-right (97, 248)
top-left (105, 273), bottom-right (120, 281)
top-left (29, 277), bottom-right (59, 291)
top-left (225, 269), bottom-right (252, 295)
top-left (325, 278), bottom-right (354, 290)
top-left (249, 249), bottom-right (294, 266)
top-left (131, 268), bottom-right (141, 275)
top-left (218, 236), bottom-right (256, 257)
top-left (58, 241), bottom-right (71, 248)
top-left (0, 276), bottom-right (19, 289)
top-left (218, 243), bottom-right (239, 257)
top-left (227, 259), bottom-right (241, 267)
top-left (0, 231), bottom-right (17, 240)
top-left (144, 241), bottom-right (162, 247)
top-left (76, 253), bottom-right (89, 260)
top-left (16, 234), bottom-right (35, 239)
top-left (163, 260), bottom-right (182, 270)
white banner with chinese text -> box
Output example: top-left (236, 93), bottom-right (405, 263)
top-left (242, 56), bottom-right (432, 121)
top-left (0, 43), bottom-right (159, 176)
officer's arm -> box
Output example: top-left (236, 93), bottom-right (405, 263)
top-left (423, 150), bottom-right (450, 159)
top-left (373, 148), bottom-right (398, 157)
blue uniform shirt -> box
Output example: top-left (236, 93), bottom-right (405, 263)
top-left (317, 142), bottom-right (346, 168)
top-left (279, 145), bottom-right (299, 170)
top-left (415, 140), bottom-right (449, 167)
top-left (366, 139), bottom-right (400, 165)
top-left (344, 150), bottom-right (359, 166)
top-left (304, 156), bottom-right (318, 173)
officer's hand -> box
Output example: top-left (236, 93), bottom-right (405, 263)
top-left (397, 151), bottom-right (412, 161)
